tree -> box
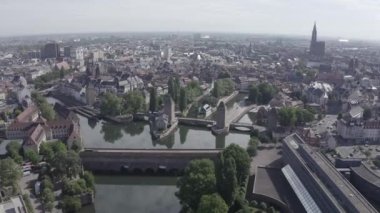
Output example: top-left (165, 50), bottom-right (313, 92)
top-left (25, 150), bottom-right (39, 165)
top-left (42, 176), bottom-right (54, 191)
top-left (51, 141), bottom-right (67, 154)
top-left (363, 108), bottom-right (372, 120)
top-left (168, 77), bottom-right (174, 100)
top-left (71, 141), bottom-right (82, 153)
top-left (6, 141), bottom-right (22, 163)
top-left (247, 137), bottom-right (259, 157)
top-left (63, 196), bottom-right (81, 213)
top-left (213, 81), bottom-right (221, 98)
top-left (40, 103), bottom-right (56, 121)
top-left (64, 151), bottom-right (82, 179)
top-left (197, 193), bottom-right (228, 213)
top-left (248, 83), bottom-right (277, 104)
top-left (83, 171), bottom-right (95, 191)
top-left (0, 158), bottom-right (22, 187)
top-left (221, 144), bottom-right (250, 184)
top-left (176, 159), bottom-right (217, 210)
top-left (100, 93), bottom-right (122, 116)
top-left (173, 77), bottom-right (181, 103)
top-left (32, 93), bottom-right (55, 121)
top-left (337, 113), bottom-right (342, 120)
top-left (41, 188), bottom-right (55, 208)
top-left (248, 86), bottom-right (259, 103)
top-left (216, 156), bottom-right (238, 206)
top-left (278, 107), bottom-right (314, 127)
top-left (149, 88), bottom-right (158, 112)
top-left (60, 67), bottom-right (65, 79)
top-left (179, 88), bottom-right (187, 112)
top-left (278, 108), bottom-right (296, 127)
top-left (124, 91), bottom-right (146, 114)
top-left (40, 143), bottom-right (54, 162)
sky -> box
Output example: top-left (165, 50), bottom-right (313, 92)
top-left (1, 0), bottom-right (380, 40)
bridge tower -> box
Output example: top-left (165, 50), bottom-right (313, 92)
top-left (212, 101), bottom-right (229, 135)
top-left (164, 95), bottom-right (176, 126)
top-left (216, 101), bottom-right (227, 129)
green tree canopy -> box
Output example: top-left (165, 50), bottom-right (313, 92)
top-left (248, 83), bottom-right (277, 105)
top-left (179, 88), bottom-right (187, 112)
top-left (363, 108), bottom-right (372, 120)
top-left (216, 156), bottom-right (238, 206)
top-left (278, 107), bottom-right (314, 127)
top-left (0, 158), bottom-right (22, 187)
top-left (100, 92), bottom-right (122, 116)
top-left (124, 90), bottom-right (146, 114)
top-left (25, 149), bottom-right (39, 165)
top-left (6, 141), bottom-right (22, 163)
top-left (221, 144), bottom-right (250, 184)
top-left (197, 193), bottom-right (228, 213)
top-left (212, 79), bottom-right (234, 98)
top-left (247, 137), bottom-right (259, 157)
top-left (63, 196), bottom-right (82, 213)
top-left (176, 159), bottom-right (217, 210)
top-left (83, 171), bottom-right (95, 191)
top-left (149, 87), bottom-right (158, 112)
top-left (31, 93), bottom-right (55, 121)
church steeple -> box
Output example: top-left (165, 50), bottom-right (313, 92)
top-left (312, 22), bottom-right (317, 42)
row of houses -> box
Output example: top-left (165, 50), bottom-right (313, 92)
top-left (57, 75), bottom-right (145, 104)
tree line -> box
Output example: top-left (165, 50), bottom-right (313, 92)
top-left (176, 144), bottom-right (253, 213)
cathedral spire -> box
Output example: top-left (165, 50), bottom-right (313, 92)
top-left (312, 22), bottom-right (317, 42)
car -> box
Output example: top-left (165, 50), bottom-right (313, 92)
top-left (23, 171), bottom-right (31, 176)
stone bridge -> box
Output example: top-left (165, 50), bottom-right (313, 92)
top-left (80, 148), bottom-right (221, 174)
top-left (230, 122), bottom-right (253, 131)
top-left (177, 117), bottom-right (215, 127)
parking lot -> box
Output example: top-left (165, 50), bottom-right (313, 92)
top-left (335, 145), bottom-right (380, 159)
top-left (310, 114), bottom-right (337, 135)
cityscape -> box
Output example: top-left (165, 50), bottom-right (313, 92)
top-left (1, 1), bottom-right (380, 213)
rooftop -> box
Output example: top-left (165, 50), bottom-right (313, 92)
top-left (284, 133), bottom-right (378, 213)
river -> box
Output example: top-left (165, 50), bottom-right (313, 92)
top-left (80, 176), bottom-right (180, 213)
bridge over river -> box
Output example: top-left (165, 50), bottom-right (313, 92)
top-left (80, 148), bottom-right (221, 174)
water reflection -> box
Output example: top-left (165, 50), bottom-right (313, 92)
top-left (123, 122), bottom-right (145, 136)
top-left (154, 132), bottom-right (175, 149)
top-left (87, 118), bottom-right (98, 129)
top-left (101, 123), bottom-right (123, 143)
top-left (215, 135), bottom-right (226, 149)
top-left (179, 127), bottom-right (189, 144)
top-left (79, 115), bottom-right (250, 150)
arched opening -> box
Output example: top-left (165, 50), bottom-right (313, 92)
top-left (133, 168), bottom-right (143, 174)
top-left (145, 168), bottom-right (155, 174)
top-left (169, 168), bottom-right (179, 176)
top-left (157, 165), bottom-right (167, 175)
top-left (120, 165), bottom-right (129, 174)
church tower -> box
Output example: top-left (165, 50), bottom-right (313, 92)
top-left (309, 22), bottom-right (325, 57)
top-left (311, 22), bottom-right (317, 43)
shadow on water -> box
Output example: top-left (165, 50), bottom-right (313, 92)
top-left (179, 126), bottom-right (189, 144)
top-left (216, 135), bottom-right (226, 149)
top-left (153, 131), bottom-right (175, 148)
top-left (101, 122), bottom-right (123, 143)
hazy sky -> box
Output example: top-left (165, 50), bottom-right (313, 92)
top-left (1, 0), bottom-right (380, 40)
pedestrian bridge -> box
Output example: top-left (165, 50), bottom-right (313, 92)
top-left (80, 148), bottom-right (221, 174)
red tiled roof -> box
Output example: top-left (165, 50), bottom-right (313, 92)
top-left (25, 124), bottom-right (45, 146)
top-left (16, 105), bottom-right (38, 122)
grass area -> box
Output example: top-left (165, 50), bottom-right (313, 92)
top-left (22, 193), bottom-right (35, 213)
